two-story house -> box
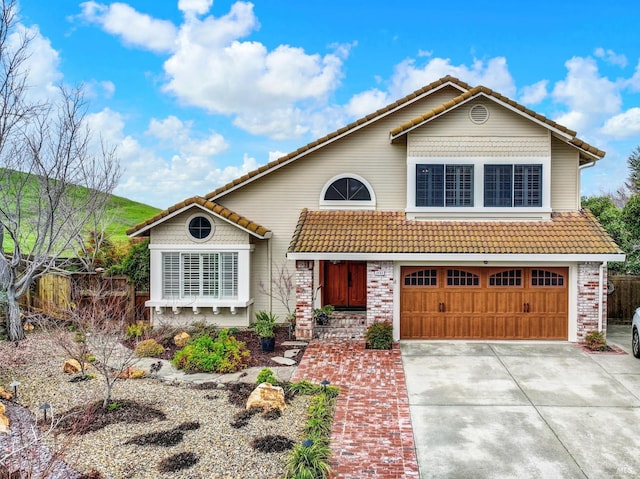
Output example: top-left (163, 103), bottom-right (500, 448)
top-left (127, 76), bottom-right (624, 342)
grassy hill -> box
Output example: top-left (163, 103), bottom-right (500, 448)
top-left (0, 169), bottom-right (161, 252)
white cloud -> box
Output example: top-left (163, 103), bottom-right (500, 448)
top-left (345, 89), bottom-right (390, 117)
top-left (86, 109), bottom-right (235, 208)
top-left (268, 150), bottom-right (287, 162)
top-left (386, 56), bottom-right (516, 99)
top-left (601, 108), bottom-right (640, 138)
top-left (594, 48), bottom-right (627, 67)
top-left (626, 59), bottom-right (640, 92)
top-left (519, 80), bottom-right (548, 105)
top-left (77, 2), bottom-right (177, 53)
top-left (10, 24), bottom-right (62, 101)
top-left (551, 56), bottom-right (621, 132)
top-left (178, 0), bottom-right (213, 16)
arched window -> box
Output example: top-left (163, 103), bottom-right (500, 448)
top-left (320, 174), bottom-right (375, 209)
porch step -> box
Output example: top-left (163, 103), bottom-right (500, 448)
top-left (314, 311), bottom-right (367, 340)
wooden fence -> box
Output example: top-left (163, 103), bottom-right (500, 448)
top-left (31, 273), bottom-right (148, 324)
top-left (608, 275), bottom-right (640, 324)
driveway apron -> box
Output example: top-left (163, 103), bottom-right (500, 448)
top-left (402, 327), bottom-right (640, 479)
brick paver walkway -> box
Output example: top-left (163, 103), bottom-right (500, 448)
top-left (292, 340), bottom-right (420, 479)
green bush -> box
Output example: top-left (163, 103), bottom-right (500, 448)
top-left (107, 238), bottom-right (150, 291)
top-left (365, 320), bottom-right (393, 350)
top-left (252, 310), bottom-right (277, 338)
top-left (584, 330), bottom-right (608, 351)
top-left (256, 367), bottom-right (278, 385)
top-left (172, 329), bottom-right (250, 373)
top-left (126, 320), bottom-right (150, 339)
top-left (135, 339), bottom-right (165, 357)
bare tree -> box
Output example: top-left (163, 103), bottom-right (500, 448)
top-left (259, 262), bottom-right (295, 320)
top-left (0, 0), bottom-right (120, 341)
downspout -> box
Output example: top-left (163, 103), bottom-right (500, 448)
top-left (268, 237), bottom-right (273, 313)
top-left (579, 161), bottom-right (596, 170)
top-left (598, 262), bottom-right (605, 332)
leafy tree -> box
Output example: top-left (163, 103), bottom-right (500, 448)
top-left (0, 0), bottom-right (120, 341)
top-left (627, 146), bottom-right (640, 195)
top-left (108, 238), bottom-right (150, 290)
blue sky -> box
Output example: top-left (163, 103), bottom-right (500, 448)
top-left (16, 0), bottom-right (640, 208)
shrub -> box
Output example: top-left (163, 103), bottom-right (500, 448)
top-left (252, 310), bottom-right (277, 338)
top-left (107, 238), bottom-right (150, 291)
top-left (584, 330), bottom-right (608, 351)
top-left (251, 435), bottom-right (295, 453)
top-left (157, 452), bottom-right (199, 473)
top-left (365, 320), bottom-right (393, 350)
top-left (172, 329), bottom-right (250, 373)
top-left (285, 439), bottom-right (332, 479)
top-left (134, 339), bottom-right (165, 357)
top-left (187, 320), bottom-right (218, 339)
top-left (126, 320), bottom-right (150, 340)
top-left (256, 367), bottom-right (278, 385)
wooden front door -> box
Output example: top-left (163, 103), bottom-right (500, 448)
top-left (323, 261), bottom-right (367, 309)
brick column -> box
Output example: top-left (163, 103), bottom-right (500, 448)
top-left (577, 262), bottom-right (606, 341)
top-left (366, 261), bottom-right (394, 327)
top-left (295, 260), bottom-right (314, 340)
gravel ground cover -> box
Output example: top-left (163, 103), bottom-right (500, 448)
top-left (0, 332), bottom-right (309, 478)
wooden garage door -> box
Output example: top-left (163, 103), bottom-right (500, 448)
top-left (400, 267), bottom-right (568, 340)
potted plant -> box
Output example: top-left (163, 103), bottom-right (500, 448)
top-left (253, 310), bottom-right (277, 352)
top-left (313, 305), bottom-right (334, 326)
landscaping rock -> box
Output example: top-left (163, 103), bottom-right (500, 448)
top-left (281, 341), bottom-right (308, 347)
top-left (63, 359), bottom-right (89, 374)
top-left (173, 331), bottom-right (190, 347)
top-left (271, 356), bottom-right (296, 366)
top-left (118, 366), bottom-right (147, 379)
top-left (246, 382), bottom-right (286, 413)
top-left (0, 402), bottom-right (9, 434)
top-left (0, 387), bottom-right (12, 400)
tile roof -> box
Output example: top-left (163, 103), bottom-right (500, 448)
top-left (126, 196), bottom-right (270, 238)
top-left (287, 209), bottom-right (622, 255)
top-left (204, 75), bottom-right (472, 201)
top-left (389, 86), bottom-right (605, 160)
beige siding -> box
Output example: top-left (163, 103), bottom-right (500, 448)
top-left (408, 100), bottom-right (550, 157)
top-left (150, 208), bottom-right (250, 245)
top-left (551, 137), bottom-right (580, 211)
top-left (151, 308), bottom-right (250, 329)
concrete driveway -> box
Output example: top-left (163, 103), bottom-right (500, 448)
top-left (401, 325), bottom-right (640, 479)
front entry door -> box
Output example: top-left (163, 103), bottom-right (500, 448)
top-left (323, 261), bottom-right (367, 309)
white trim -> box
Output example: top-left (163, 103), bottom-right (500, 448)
top-left (185, 213), bottom-right (215, 242)
top-left (407, 157), bottom-right (551, 214)
top-left (149, 244), bottom-right (254, 251)
top-left (210, 80), bottom-right (470, 201)
top-left (319, 173), bottom-right (376, 210)
top-left (288, 252), bottom-right (625, 262)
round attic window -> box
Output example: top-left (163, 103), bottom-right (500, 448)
top-left (469, 104), bottom-right (489, 124)
top-left (187, 215), bottom-right (214, 241)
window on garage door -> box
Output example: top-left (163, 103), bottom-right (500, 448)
top-left (404, 268), bottom-right (438, 286)
top-left (488, 269), bottom-right (522, 287)
top-left (531, 269), bottom-right (565, 287)
top-left (446, 269), bottom-right (480, 286)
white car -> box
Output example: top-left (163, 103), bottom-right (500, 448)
top-left (633, 307), bottom-right (640, 359)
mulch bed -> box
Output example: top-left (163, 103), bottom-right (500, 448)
top-left (579, 343), bottom-right (627, 355)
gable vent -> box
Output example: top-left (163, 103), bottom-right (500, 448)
top-left (469, 104), bottom-right (489, 124)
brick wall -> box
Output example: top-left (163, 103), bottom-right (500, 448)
top-left (577, 262), bottom-right (607, 341)
top-left (295, 260), bottom-right (314, 340)
top-left (366, 261), bottom-right (394, 327)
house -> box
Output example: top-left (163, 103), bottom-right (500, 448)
top-left (127, 75), bottom-right (624, 342)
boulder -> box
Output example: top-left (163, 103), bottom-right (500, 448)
top-left (173, 332), bottom-right (190, 348)
top-left (63, 359), bottom-right (89, 374)
top-left (0, 387), bottom-right (12, 400)
top-left (0, 402), bottom-right (9, 434)
top-left (246, 382), bottom-right (286, 413)
top-left (118, 367), bottom-right (147, 379)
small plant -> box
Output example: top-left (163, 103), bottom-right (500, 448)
top-left (313, 305), bottom-right (334, 326)
top-left (285, 439), bottom-right (332, 479)
top-left (172, 329), bottom-right (250, 373)
top-left (188, 320), bottom-right (218, 339)
top-left (251, 435), bottom-right (295, 453)
top-left (107, 401), bottom-right (122, 412)
top-left (125, 320), bottom-right (150, 339)
top-left (584, 330), bottom-right (609, 351)
top-left (252, 310), bottom-right (277, 338)
top-left (134, 338), bottom-right (165, 357)
top-left (256, 367), bottom-right (278, 385)
top-left (157, 452), bottom-right (200, 473)
top-left (365, 320), bottom-right (393, 350)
